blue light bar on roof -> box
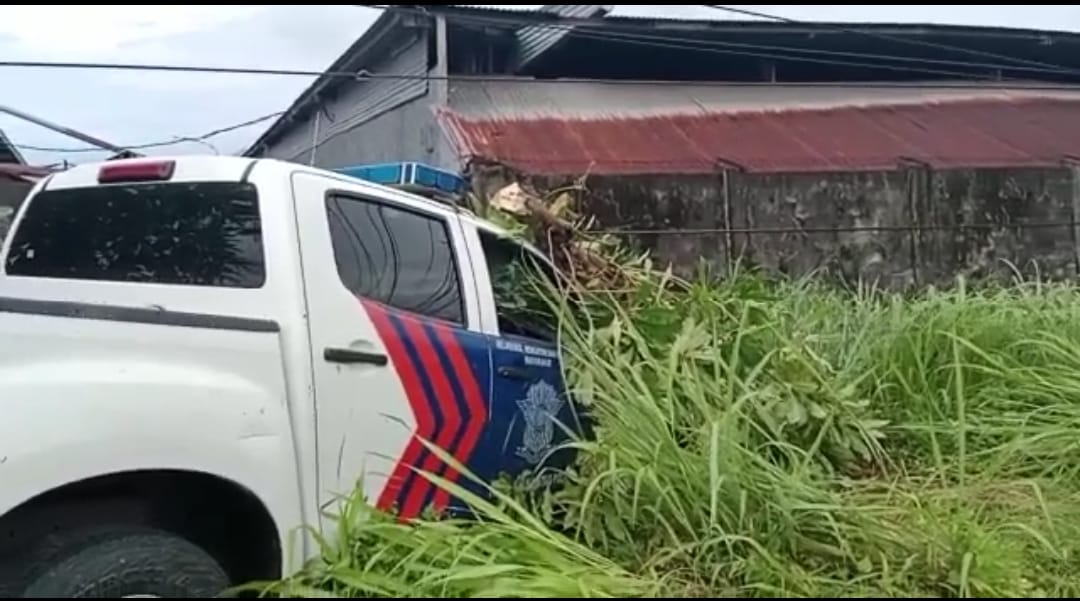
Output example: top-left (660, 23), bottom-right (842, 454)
top-left (335, 162), bottom-right (467, 201)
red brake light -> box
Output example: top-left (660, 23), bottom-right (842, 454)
top-left (97, 160), bottom-right (176, 184)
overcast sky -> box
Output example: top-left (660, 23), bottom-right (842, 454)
top-left (1, 4), bottom-right (1078, 166)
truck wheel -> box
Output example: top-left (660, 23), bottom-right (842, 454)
top-left (20, 527), bottom-right (229, 598)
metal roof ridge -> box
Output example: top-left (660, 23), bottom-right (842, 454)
top-left (440, 92), bottom-right (1080, 124)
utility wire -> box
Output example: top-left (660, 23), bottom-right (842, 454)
top-left (0, 60), bottom-right (331, 79)
top-left (10, 57), bottom-right (1080, 160)
top-left (599, 221), bottom-right (1080, 237)
top-left (13, 110), bottom-right (283, 154)
top-left (6, 6), bottom-right (1080, 85)
top-left (702, 5), bottom-right (1080, 75)
top-left (279, 28), bottom-right (1014, 163)
top-left (8, 59), bottom-right (1080, 92)
top-left (367, 4), bottom-right (1080, 79)
top-left (10, 7), bottom-right (1080, 155)
top-left (422, 11), bottom-right (1000, 81)
top-left (516, 24), bottom-right (993, 80)
top-left (373, 5), bottom-right (983, 80)
top-left (2, 6), bottom-right (1077, 88)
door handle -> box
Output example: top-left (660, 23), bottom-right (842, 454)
top-left (324, 347), bottom-right (388, 366)
top-left (497, 365), bottom-right (534, 381)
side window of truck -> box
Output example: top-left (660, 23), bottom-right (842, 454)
top-left (325, 193), bottom-right (465, 325)
top-left (477, 230), bottom-right (560, 343)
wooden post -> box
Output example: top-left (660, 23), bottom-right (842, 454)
top-left (899, 158), bottom-right (931, 287)
top-left (721, 169), bottom-right (735, 274)
top-left (1069, 163), bottom-right (1080, 278)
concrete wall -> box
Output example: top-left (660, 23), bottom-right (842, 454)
top-left (495, 166), bottom-right (1080, 290)
top-left (727, 168), bottom-right (1079, 288)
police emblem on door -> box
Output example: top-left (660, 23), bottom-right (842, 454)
top-left (516, 380), bottom-right (564, 465)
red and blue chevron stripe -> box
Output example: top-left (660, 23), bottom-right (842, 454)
top-left (360, 299), bottom-right (489, 520)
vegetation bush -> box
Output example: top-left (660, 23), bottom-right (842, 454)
top-left (258, 185), bottom-right (1080, 598)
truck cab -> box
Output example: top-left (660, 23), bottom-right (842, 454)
top-left (0, 156), bottom-right (580, 597)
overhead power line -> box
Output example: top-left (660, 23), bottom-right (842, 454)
top-left (7, 4), bottom-right (1080, 158)
top-left (536, 25), bottom-right (990, 80)
top-left (8, 59), bottom-right (1080, 92)
top-left (6, 6), bottom-right (1080, 85)
top-left (366, 4), bottom-right (1080, 80)
top-left (0, 60), bottom-right (331, 79)
top-left (14, 110), bottom-right (283, 154)
top-left (2, 6), bottom-right (1078, 90)
top-left (701, 5), bottom-right (1080, 75)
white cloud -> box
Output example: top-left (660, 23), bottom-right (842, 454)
top-left (1, 5), bottom-right (262, 56)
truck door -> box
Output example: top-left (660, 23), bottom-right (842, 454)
top-left (291, 171), bottom-right (491, 523)
top-left (464, 225), bottom-right (584, 495)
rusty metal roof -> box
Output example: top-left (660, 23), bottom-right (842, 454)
top-left (440, 96), bottom-right (1080, 175)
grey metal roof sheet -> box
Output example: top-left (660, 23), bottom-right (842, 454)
top-left (446, 77), bottom-right (1080, 121)
top-left (515, 5), bottom-right (612, 70)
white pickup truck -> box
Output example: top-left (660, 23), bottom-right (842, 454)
top-left (0, 156), bottom-right (580, 597)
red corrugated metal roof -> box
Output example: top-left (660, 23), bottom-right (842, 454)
top-left (440, 97), bottom-right (1080, 175)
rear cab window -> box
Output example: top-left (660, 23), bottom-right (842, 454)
top-left (5, 181), bottom-right (265, 288)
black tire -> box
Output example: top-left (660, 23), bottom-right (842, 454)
top-left (20, 527), bottom-right (229, 598)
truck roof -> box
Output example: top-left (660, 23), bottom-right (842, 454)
top-left (34, 155), bottom-right (536, 252)
top-left (40, 155), bottom-right (257, 192)
top-left (42, 156), bottom-right (462, 214)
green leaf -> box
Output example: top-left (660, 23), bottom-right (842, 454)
top-left (786, 398), bottom-right (809, 426)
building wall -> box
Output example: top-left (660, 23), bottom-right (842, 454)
top-left (499, 167), bottom-right (1080, 290)
top-left (728, 168), bottom-right (1078, 288)
top-left (254, 35), bottom-right (448, 168)
top-left (246, 21), bottom-right (1080, 290)
top-left (301, 96), bottom-right (453, 170)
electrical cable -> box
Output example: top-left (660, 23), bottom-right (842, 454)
top-left (11, 6), bottom-right (1080, 155)
top-left (8, 59), bottom-right (1080, 91)
top-left (12, 110), bottom-right (283, 154)
top-left (365, 3), bottom-right (1080, 79)
top-left (702, 5), bottom-right (1080, 75)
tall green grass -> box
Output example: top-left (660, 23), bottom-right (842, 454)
top-left (265, 265), bottom-right (1080, 598)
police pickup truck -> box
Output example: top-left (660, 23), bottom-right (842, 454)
top-left (0, 157), bottom-right (578, 597)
